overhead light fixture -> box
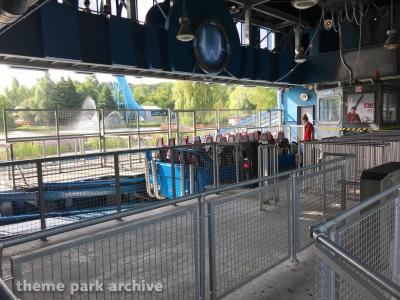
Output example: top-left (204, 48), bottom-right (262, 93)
top-left (294, 26), bottom-right (307, 63)
top-left (324, 19), bottom-right (333, 31)
top-left (176, 0), bottom-right (194, 42)
top-left (385, 29), bottom-right (399, 50)
top-left (295, 48), bottom-right (307, 63)
top-left (384, 0), bottom-right (399, 50)
top-left (291, 0), bottom-right (319, 10)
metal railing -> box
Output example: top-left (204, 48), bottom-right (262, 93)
top-left (311, 183), bottom-right (400, 300)
top-left (0, 141), bottom-right (280, 238)
top-left (300, 139), bottom-right (390, 200)
top-left (0, 108), bottom-right (284, 161)
top-left (0, 154), bottom-right (350, 299)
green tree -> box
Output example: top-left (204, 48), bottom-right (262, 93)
top-left (53, 77), bottom-right (81, 109)
top-left (97, 84), bottom-right (117, 110)
top-left (132, 82), bottom-right (174, 109)
top-left (3, 78), bottom-right (34, 107)
top-left (228, 86), bottom-right (277, 110)
top-left (76, 75), bottom-right (100, 104)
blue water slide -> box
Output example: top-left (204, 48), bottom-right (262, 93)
top-left (114, 76), bottom-right (143, 110)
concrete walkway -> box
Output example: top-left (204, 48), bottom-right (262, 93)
top-left (226, 247), bottom-right (316, 300)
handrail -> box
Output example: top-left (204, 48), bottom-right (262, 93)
top-left (313, 229), bottom-right (400, 299)
top-left (311, 183), bottom-right (400, 235)
top-left (0, 277), bottom-right (17, 300)
top-left (0, 153), bottom-right (352, 249)
top-left (310, 184), bottom-right (400, 299)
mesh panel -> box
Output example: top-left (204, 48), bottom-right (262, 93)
top-left (207, 180), bottom-right (290, 298)
top-left (12, 208), bottom-right (197, 300)
top-left (298, 165), bottom-right (343, 250)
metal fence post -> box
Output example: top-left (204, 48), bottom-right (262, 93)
top-left (394, 189), bottom-right (400, 285)
top-left (340, 162), bottom-right (347, 210)
top-left (176, 112), bottom-right (180, 142)
top-left (171, 149), bottom-right (176, 198)
top-left (216, 110), bottom-right (220, 135)
top-left (55, 110), bottom-right (61, 172)
top-left (37, 162), bottom-right (46, 232)
top-left (167, 109), bottom-right (172, 141)
top-left (207, 202), bottom-right (216, 300)
top-left (212, 143), bottom-right (218, 189)
top-left (235, 143), bottom-right (240, 184)
top-left (3, 109), bottom-right (7, 143)
top-left (136, 111), bottom-right (141, 149)
top-left (114, 154), bottom-right (122, 215)
top-left (193, 111), bottom-right (197, 139)
top-left (289, 173), bottom-right (299, 262)
top-left (9, 144), bottom-right (16, 189)
top-left (196, 195), bottom-right (206, 300)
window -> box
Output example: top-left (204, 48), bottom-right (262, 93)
top-left (383, 91), bottom-right (398, 122)
top-left (260, 28), bottom-right (275, 50)
top-left (137, 0), bottom-right (163, 23)
top-left (236, 22), bottom-right (245, 45)
top-left (319, 96), bottom-right (340, 123)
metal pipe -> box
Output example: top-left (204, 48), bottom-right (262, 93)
top-left (151, 160), bottom-right (164, 200)
top-left (289, 173), bottom-right (299, 262)
top-left (189, 164), bottom-right (195, 194)
top-left (315, 184), bottom-right (400, 234)
top-left (144, 158), bottom-right (155, 198)
top-left (180, 164), bottom-right (185, 196)
top-left (0, 277), bottom-right (18, 300)
top-left (37, 161), bottom-right (46, 232)
top-left (171, 149), bottom-right (176, 198)
top-left (314, 231), bottom-right (400, 299)
top-left (114, 154), bottom-right (121, 214)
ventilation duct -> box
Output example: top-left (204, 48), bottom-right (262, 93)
top-left (0, 0), bottom-right (31, 29)
top-left (291, 0), bottom-right (319, 10)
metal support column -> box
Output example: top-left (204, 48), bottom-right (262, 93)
top-left (114, 154), bottom-right (122, 215)
top-left (212, 143), bottom-right (218, 188)
top-left (136, 111), bottom-right (141, 149)
top-left (196, 195), bottom-right (206, 300)
top-left (244, 4), bottom-right (253, 46)
top-left (235, 143), bottom-right (240, 183)
top-left (9, 144), bottom-right (15, 189)
top-left (340, 162), bottom-right (347, 210)
top-left (193, 111), bottom-right (197, 139)
top-left (171, 149), bottom-right (176, 198)
top-left (37, 162), bottom-right (46, 232)
top-left (216, 110), bottom-right (220, 135)
top-left (55, 110), bottom-right (61, 172)
top-left (394, 193), bottom-right (400, 284)
top-left (289, 173), bottom-right (299, 262)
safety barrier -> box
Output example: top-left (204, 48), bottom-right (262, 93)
top-left (301, 140), bottom-right (390, 200)
top-left (0, 155), bottom-right (350, 299)
top-left (0, 140), bottom-right (282, 238)
top-left (311, 184), bottom-right (400, 300)
top-left (0, 108), bottom-right (283, 161)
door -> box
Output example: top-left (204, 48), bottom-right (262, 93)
top-left (298, 106), bottom-right (314, 125)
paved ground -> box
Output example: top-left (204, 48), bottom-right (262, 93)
top-left (225, 247), bottom-right (316, 300)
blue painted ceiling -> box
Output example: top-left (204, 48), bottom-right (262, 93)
top-left (0, 0), bottom-right (398, 86)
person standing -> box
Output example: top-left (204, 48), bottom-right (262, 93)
top-left (303, 114), bottom-right (314, 141)
top-left (347, 107), bottom-right (361, 123)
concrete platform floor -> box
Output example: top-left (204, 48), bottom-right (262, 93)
top-left (225, 247), bottom-right (316, 300)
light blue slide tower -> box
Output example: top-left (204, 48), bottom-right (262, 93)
top-left (113, 76), bottom-right (144, 122)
